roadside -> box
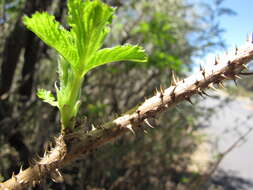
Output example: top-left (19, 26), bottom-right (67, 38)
top-left (193, 90), bottom-right (253, 189)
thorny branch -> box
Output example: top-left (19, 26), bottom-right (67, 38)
top-left (1, 39), bottom-right (253, 190)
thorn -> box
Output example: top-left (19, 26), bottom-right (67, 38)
top-left (233, 79), bottom-right (238, 86)
top-left (242, 64), bottom-right (249, 70)
top-left (37, 164), bottom-right (42, 176)
top-left (199, 64), bottom-right (203, 71)
top-left (202, 90), bottom-right (211, 97)
top-left (18, 179), bottom-right (24, 184)
top-left (234, 75), bottom-right (242, 79)
top-left (235, 45), bottom-right (238, 55)
top-left (159, 93), bottom-right (164, 101)
top-left (197, 88), bottom-right (205, 98)
top-left (45, 142), bottom-right (51, 153)
top-left (208, 83), bottom-right (217, 91)
top-left (136, 110), bottom-right (141, 116)
top-left (19, 165), bottom-right (23, 174)
top-left (221, 74), bottom-right (229, 80)
top-left (12, 172), bottom-right (16, 181)
top-left (91, 124), bottom-right (96, 131)
top-left (171, 71), bottom-right (178, 86)
top-left (144, 119), bottom-right (154, 128)
top-left (202, 69), bottom-right (206, 79)
top-left (171, 85), bottom-right (177, 93)
top-left (160, 85), bottom-right (165, 94)
top-left (195, 80), bottom-right (200, 86)
top-left (155, 88), bottom-right (159, 95)
top-left (32, 180), bottom-right (37, 187)
top-left (51, 169), bottom-right (64, 183)
top-left (43, 150), bottom-right (47, 157)
top-left (170, 86), bottom-right (177, 101)
top-left (23, 180), bottom-right (28, 184)
top-left (54, 81), bottom-right (59, 91)
top-left (247, 32), bottom-right (253, 43)
top-left (126, 124), bottom-right (135, 135)
top-left (215, 57), bottom-right (219, 65)
top-left (14, 175), bottom-right (18, 182)
top-left (186, 97), bottom-right (194, 105)
top-left (218, 82), bottom-right (225, 88)
top-left (199, 93), bottom-right (205, 99)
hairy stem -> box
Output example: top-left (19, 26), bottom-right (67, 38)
top-left (60, 75), bottom-right (83, 132)
top-left (1, 41), bottom-right (253, 190)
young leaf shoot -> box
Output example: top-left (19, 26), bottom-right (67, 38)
top-left (23, 0), bottom-right (147, 133)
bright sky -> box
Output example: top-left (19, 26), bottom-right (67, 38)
top-left (194, 0), bottom-right (253, 72)
top-left (220, 0), bottom-right (253, 46)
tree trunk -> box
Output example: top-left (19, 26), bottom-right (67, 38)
top-left (19, 0), bottom-right (66, 100)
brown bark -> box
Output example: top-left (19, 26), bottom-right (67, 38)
top-left (1, 41), bottom-right (253, 190)
top-left (0, 0), bottom-right (58, 99)
top-left (19, 0), bottom-right (66, 100)
top-left (18, 32), bottom-right (41, 100)
top-left (0, 16), bottom-right (25, 97)
top-left (0, 0), bottom-right (65, 182)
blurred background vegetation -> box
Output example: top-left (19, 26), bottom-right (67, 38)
top-left (0, 0), bottom-right (241, 189)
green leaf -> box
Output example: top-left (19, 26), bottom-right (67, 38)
top-left (85, 45), bottom-right (148, 73)
top-left (37, 89), bottom-right (58, 107)
top-left (24, 0), bottom-right (148, 131)
top-left (23, 12), bottom-right (79, 69)
top-left (58, 55), bottom-right (73, 90)
top-left (67, 0), bottom-right (115, 70)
